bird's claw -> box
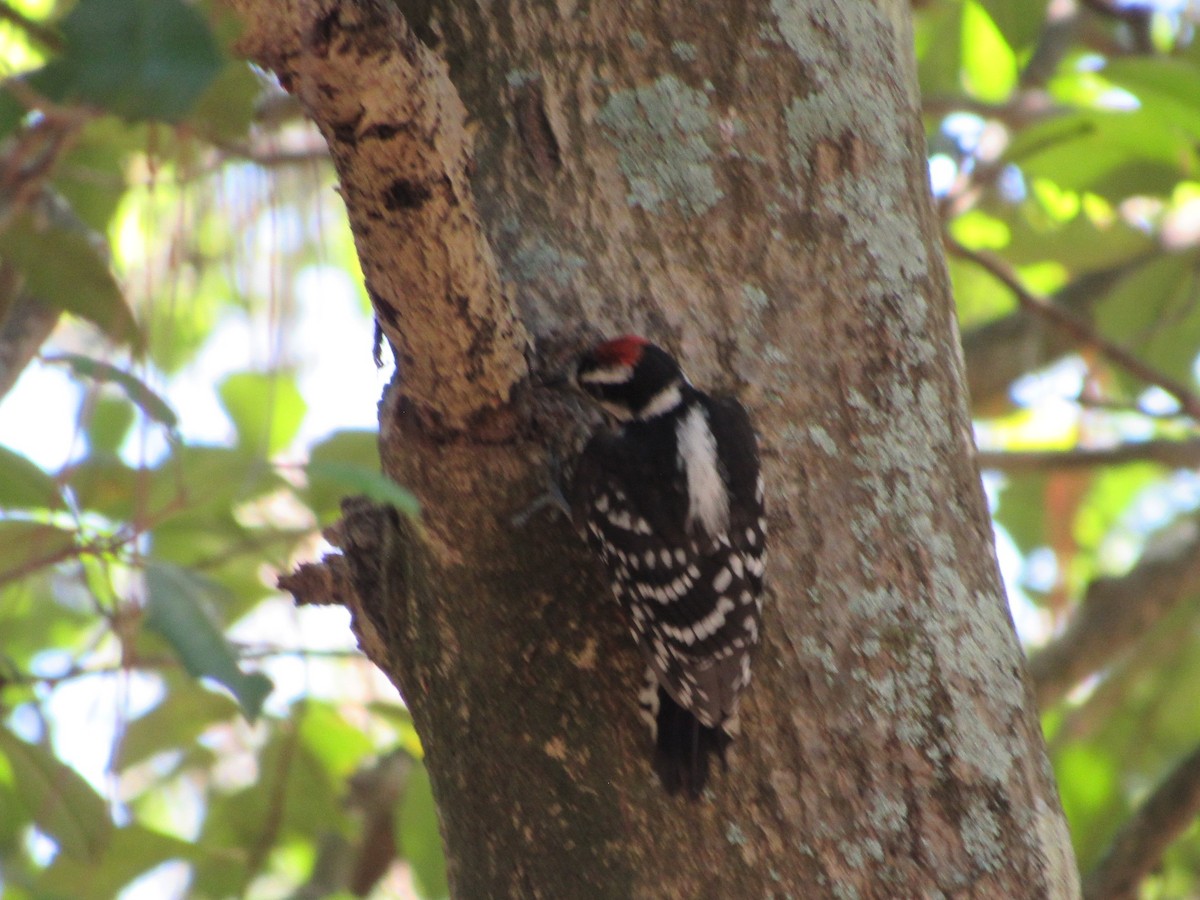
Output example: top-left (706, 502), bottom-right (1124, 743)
top-left (511, 450), bottom-right (571, 527)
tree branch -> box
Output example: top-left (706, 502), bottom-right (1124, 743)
top-left (1083, 743), bottom-right (1200, 900)
top-left (947, 238), bottom-right (1200, 421)
top-left (0, 1), bottom-right (61, 52)
top-left (977, 437), bottom-right (1200, 472)
top-left (960, 259), bottom-right (1139, 414)
top-left (1027, 523), bottom-right (1200, 708)
top-left (921, 93), bottom-right (1066, 128)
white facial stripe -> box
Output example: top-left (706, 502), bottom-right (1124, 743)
top-left (638, 381), bottom-right (683, 419)
top-left (579, 364), bottom-right (633, 385)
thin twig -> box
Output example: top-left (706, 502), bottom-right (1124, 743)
top-left (0, 1), bottom-right (61, 52)
top-left (921, 93), bottom-right (1066, 128)
top-left (977, 437), bottom-right (1200, 472)
top-left (946, 237), bottom-right (1200, 422)
top-left (0, 647), bottom-right (365, 691)
top-left (1083, 743), bottom-right (1200, 900)
top-left (1075, 395), bottom-right (1191, 420)
top-left (212, 139), bottom-right (330, 168)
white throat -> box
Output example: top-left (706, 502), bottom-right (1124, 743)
top-left (676, 404), bottom-right (730, 539)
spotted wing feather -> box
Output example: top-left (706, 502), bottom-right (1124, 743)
top-left (571, 397), bottom-right (766, 732)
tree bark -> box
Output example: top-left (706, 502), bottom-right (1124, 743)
top-left (237, 0), bottom-right (1082, 895)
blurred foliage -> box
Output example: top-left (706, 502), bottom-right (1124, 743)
top-left (920, 0), bottom-right (1200, 893)
top-left (0, 0), bottom-right (437, 897)
top-left (2, 0), bottom-right (1200, 897)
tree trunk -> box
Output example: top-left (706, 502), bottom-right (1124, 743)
top-left (235, 0), bottom-right (1082, 895)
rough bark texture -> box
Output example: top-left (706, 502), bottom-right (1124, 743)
top-left (237, 0), bottom-right (1082, 896)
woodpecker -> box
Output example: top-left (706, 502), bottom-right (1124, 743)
top-left (570, 335), bottom-right (766, 798)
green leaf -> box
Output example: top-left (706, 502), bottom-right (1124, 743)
top-left (116, 677), bottom-right (240, 770)
top-left (1055, 742), bottom-right (1123, 865)
top-left (0, 725), bottom-right (113, 862)
top-left (0, 445), bottom-right (61, 509)
top-left (0, 579), bottom-right (94, 680)
top-left (190, 61), bottom-right (261, 142)
top-left (308, 429), bottom-right (380, 470)
top-left (83, 396), bottom-right (136, 456)
top-left (296, 701), bottom-right (373, 780)
top-left (396, 761), bottom-right (448, 900)
top-left (35, 824), bottom-right (196, 897)
top-left (191, 713), bottom-right (351, 897)
top-left (1007, 109), bottom-right (1197, 200)
top-left (301, 429), bottom-right (383, 521)
top-left (305, 461), bottom-right (420, 522)
top-left (995, 472), bottom-right (1049, 558)
top-left (1000, 202), bottom-right (1152, 273)
top-left (961, 0), bottom-right (1016, 103)
top-left (949, 254), bottom-right (1017, 329)
top-left (0, 779), bottom-right (29, 848)
top-left (30, 0), bottom-right (223, 122)
top-left (217, 371), bottom-right (306, 458)
top-left (143, 562), bottom-right (272, 720)
top-left (1073, 463), bottom-right (1162, 556)
top-left (45, 353), bottom-right (178, 431)
top-left (1089, 160), bottom-right (1194, 201)
top-left (915, 0), bottom-right (964, 99)
top-left (53, 118), bottom-right (142, 232)
top-left (1093, 252), bottom-right (1200, 391)
top-left (979, 0), bottom-right (1046, 55)
top-left (0, 87), bottom-right (25, 139)
top-left (68, 445), bottom-right (286, 526)
top-left (950, 209), bottom-right (1011, 250)
top-left (0, 212), bottom-right (139, 346)
top-left (145, 268), bottom-right (223, 374)
top-left (1103, 58), bottom-right (1200, 138)
top-left (63, 454), bottom-right (140, 521)
top-left (149, 516), bottom-right (296, 618)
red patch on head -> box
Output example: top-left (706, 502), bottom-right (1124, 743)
top-left (593, 335), bottom-right (648, 367)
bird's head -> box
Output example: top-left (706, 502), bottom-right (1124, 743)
top-left (576, 335), bottom-right (686, 421)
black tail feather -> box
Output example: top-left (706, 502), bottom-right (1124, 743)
top-left (652, 688), bottom-right (730, 799)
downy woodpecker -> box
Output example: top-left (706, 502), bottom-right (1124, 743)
top-left (571, 335), bottom-right (766, 797)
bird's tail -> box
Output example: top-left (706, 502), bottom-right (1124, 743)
top-left (649, 686), bottom-right (731, 799)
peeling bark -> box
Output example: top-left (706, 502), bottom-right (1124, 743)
top-left (246, 0), bottom-right (1082, 895)
top-left (233, 0), bottom-right (527, 432)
